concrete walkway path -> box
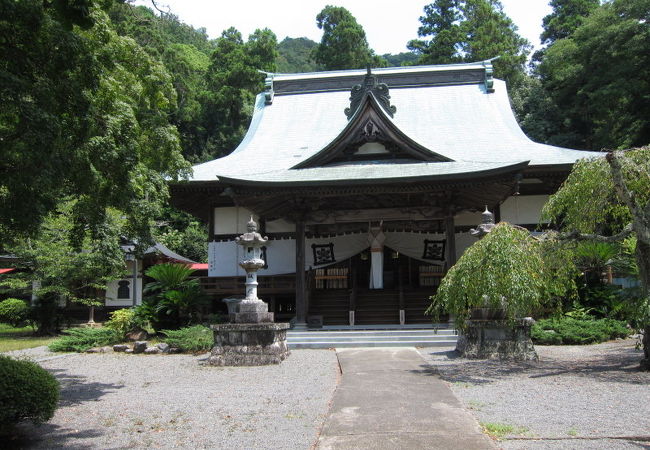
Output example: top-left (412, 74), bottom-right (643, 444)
top-left (316, 347), bottom-right (496, 450)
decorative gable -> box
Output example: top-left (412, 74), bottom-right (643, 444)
top-left (293, 69), bottom-right (453, 169)
top-left (345, 67), bottom-right (396, 119)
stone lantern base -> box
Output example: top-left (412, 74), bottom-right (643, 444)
top-left (456, 318), bottom-right (538, 361)
top-left (208, 323), bottom-right (290, 366)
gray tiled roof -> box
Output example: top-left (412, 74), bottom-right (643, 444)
top-left (190, 64), bottom-right (602, 182)
top-left (217, 160), bottom-right (530, 186)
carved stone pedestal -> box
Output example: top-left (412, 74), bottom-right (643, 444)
top-left (208, 323), bottom-right (290, 366)
top-left (456, 318), bottom-right (538, 361)
top-left (231, 299), bottom-right (274, 324)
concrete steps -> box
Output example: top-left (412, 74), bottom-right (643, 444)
top-left (287, 326), bottom-right (458, 349)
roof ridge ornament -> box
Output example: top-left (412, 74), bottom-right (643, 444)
top-left (482, 59), bottom-right (496, 93)
top-left (344, 66), bottom-right (396, 120)
top-left (259, 71), bottom-right (274, 104)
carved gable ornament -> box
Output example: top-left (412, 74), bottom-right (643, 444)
top-left (345, 67), bottom-right (396, 119)
top-left (291, 72), bottom-right (453, 169)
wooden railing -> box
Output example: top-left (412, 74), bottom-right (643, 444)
top-left (313, 267), bottom-right (349, 289)
top-left (197, 275), bottom-right (296, 295)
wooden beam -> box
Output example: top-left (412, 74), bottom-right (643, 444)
top-left (445, 214), bottom-right (457, 268)
top-left (295, 220), bottom-right (307, 326)
top-left (306, 206), bottom-right (445, 224)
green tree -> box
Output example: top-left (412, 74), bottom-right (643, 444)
top-left (312, 5), bottom-right (386, 70)
top-left (0, 1), bottom-right (190, 248)
top-left (1, 0), bottom-right (99, 241)
top-left (201, 27), bottom-right (278, 160)
top-left (542, 147), bottom-right (650, 369)
top-left (509, 75), bottom-right (581, 147)
top-left (154, 207), bottom-right (208, 263)
top-left (162, 43), bottom-right (211, 162)
top-left (538, 0), bottom-right (650, 150)
top-left (428, 220), bottom-right (602, 359)
top-left (73, 9), bottom-right (190, 246)
top-left (382, 51), bottom-right (420, 67)
top-left (108, 3), bottom-right (216, 162)
top-left (540, 0), bottom-right (601, 45)
top-left (9, 200), bottom-right (126, 333)
top-left (276, 37), bottom-right (322, 73)
top-left (408, 0), bottom-right (530, 86)
top-left (408, 0), bottom-right (464, 64)
top-left (428, 223), bottom-right (577, 331)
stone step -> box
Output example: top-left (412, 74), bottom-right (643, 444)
top-left (287, 327), bottom-right (458, 349)
top-left (290, 336), bottom-right (455, 344)
top-left (288, 330), bottom-right (457, 338)
top-left (289, 339), bottom-right (458, 349)
top-left (320, 323), bottom-right (450, 330)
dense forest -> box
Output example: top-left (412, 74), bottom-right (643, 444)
top-left (1, 0), bottom-right (648, 266)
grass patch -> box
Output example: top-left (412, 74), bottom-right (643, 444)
top-left (466, 400), bottom-right (486, 411)
top-left (481, 422), bottom-right (529, 439)
top-left (567, 427), bottom-right (578, 436)
top-left (0, 324), bottom-right (56, 352)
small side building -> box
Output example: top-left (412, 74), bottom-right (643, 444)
top-left (104, 242), bottom-right (197, 309)
top-left (170, 61), bottom-right (600, 328)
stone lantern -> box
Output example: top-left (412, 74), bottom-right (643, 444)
top-left (233, 217), bottom-right (273, 322)
top-left (469, 206), bottom-right (495, 239)
top-left (460, 206), bottom-right (537, 361)
top-left (208, 217), bottom-right (290, 366)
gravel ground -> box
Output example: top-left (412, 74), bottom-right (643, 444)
top-left (8, 348), bottom-right (340, 449)
top-left (4, 345), bottom-right (70, 362)
top-left (419, 339), bottom-right (650, 450)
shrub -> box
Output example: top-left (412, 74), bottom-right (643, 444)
top-left (48, 328), bottom-right (121, 353)
top-left (0, 298), bottom-right (31, 328)
top-left (532, 317), bottom-right (630, 345)
top-left (143, 263), bottom-right (207, 331)
top-left (161, 325), bottom-right (213, 352)
top-left (428, 223), bottom-right (577, 331)
top-left (105, 308), bottom-right (146, 338)
top-left (0, 355), bottom-right (59, 433)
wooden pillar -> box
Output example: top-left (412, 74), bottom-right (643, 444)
top-left (398, 262), bottom-right (405, 325)
top-left (445, 214), bottom-right (457, 268)
top-left (445, 213), bottom-right (456, 327)
top-left (295, 220), bottom-right (307, 327)
top-left (349, 257), bottom-right (357, 326)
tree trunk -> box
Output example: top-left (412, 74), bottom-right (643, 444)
top-left (635, 240), bottom-right (650, 370)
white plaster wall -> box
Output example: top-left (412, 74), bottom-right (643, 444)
top-left (455, 232), bottom-right (476, 261)
top-left (266, 218), bottom-right (295, 233)
top-left (105, 260), bottom-right (142, 307)
top-left (454, 211), bottom-right (482, 226)
top-left (214, 207), bottom-right (257, 235)
top-left (500, 195), bottom-right (549, 225)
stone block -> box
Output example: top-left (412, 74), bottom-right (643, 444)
top-left (156, 343), bottom-right (170, 353)
top-left (234, 312), bottom-right (274, 323)
top-left (144, 347), bottom-right (160, 354)
top-left (238, 300), bottom-right (269, 313)
top-left (86, 346), bottom-right (112, 353)
top-left (133, 341), bottom-right (148, 354)
top-left (126, 328), bottom-right (149, 341)
top-left (113, 344), bottom-right (129, 352)
top-left (457, 319), bottom-right (537, 361)
top-left (209, 322), bottom-right (290, 366)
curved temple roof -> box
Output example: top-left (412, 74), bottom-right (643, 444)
top-left (190, 61), bottom-right (601, 184)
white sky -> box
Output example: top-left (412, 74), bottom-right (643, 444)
top-left (136, 0), bottom-right (551, 55)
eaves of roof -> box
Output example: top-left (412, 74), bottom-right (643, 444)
top-left (215, 160), bottom-right (530, 188)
